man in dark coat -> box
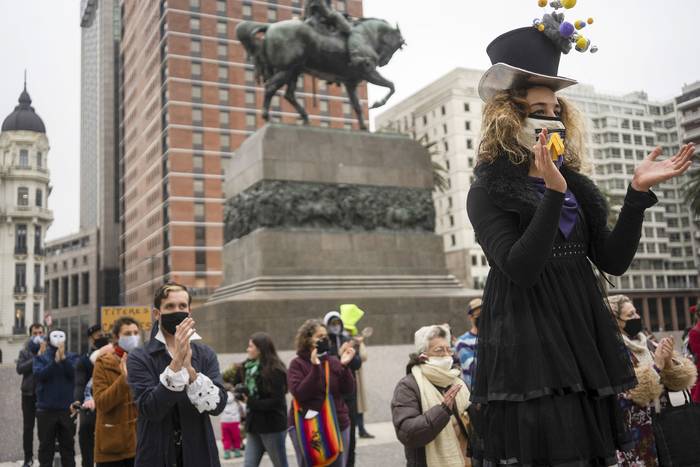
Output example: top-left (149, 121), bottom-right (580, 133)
top-left (16, 322), bottom-right (45, 467)
top-left (323, 311), bottom-right (361, 467)
top-left (127, 282), bottom-right (227, 467)
top-left (74, 324), bottom-right (109, 467)
top-left (33, 329), bottom-right (80, 467)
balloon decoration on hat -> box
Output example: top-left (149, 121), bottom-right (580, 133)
top-left (533, 0), bottom-right (598, 54)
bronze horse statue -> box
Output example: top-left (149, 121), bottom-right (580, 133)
top-left (236, 17), bottom-right (405, 130)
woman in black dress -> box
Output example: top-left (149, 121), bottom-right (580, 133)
top-left (467, 25), bottom-right (695, 466)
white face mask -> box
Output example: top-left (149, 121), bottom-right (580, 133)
top-left (426, 356), bottom-right (454, 371)
top-left (519, 115), bottom-right (567, 166)
top-left (49, 331), bottom-right (66, 348)
top-left (118, 335), bottom-right (141, 353)
top-left (329, 325), bottom-right (342, 335)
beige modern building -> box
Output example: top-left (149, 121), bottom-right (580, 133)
top-left (375, 68), bottom-right (488, 289)
top-left (44, 229), bottom-right (99, 354)
top-left (562, 84), bottom-right (699, 331)
top-left (0, 84), bottom-right (53, 359)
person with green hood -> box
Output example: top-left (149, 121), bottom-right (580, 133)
top-left (339, 304), bottom-right (375, 440)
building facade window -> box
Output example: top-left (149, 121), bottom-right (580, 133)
top-left (191, 62), bottom-right (201, 77)
top-left (36, 151), bottom-right (43, 168)
top-left (18, 187), bottom-right (29, 206)
top-left (71, 275), bottom-right (79, 307)
top-left (34, 225), bottom-right (42, 254)
top-left (218, 65), bottom-right (228, 80)
top-left (192, 84), bottom-right (202, 100)
top-left (19, 149), bottom-right (29, 167)
top-left (33, 302), bottom-right (40, 324)
top-left (220, 134), bottom-right (230, 149)
top-left (320, 99), bottom-right (329, 113)
top-left (34, 264), bottom-right (41, 292)
top-left (190, 17), bottom-right (200, 32)
top-left (81, 272), bottom-right (90, 304)
top-left (190, 39), bottom-right (201, 54)
top-left (15, 224), bottom-right (27, 254)
top-left (15, 263), bottom-right (27, 291)
top-left (216, 20), bottom-right (227, 36)
top-left (193, 154), bottom-right (204, 172)
top-left (245, 113), bottom-right (256, 127)
top-left (267, 8), bottom-right (277, 21)
top-left (193, 179), bottom-right (204, 196)
top-left (193, 132), bottom-right (203, 146)
top-left (35, 189), bottom-right (43, 207)
top-left (194, 202), bottom-right (205, 221)
top-left (192, 108), bottom-right (202, 124)
top-left (242, 4), bottom-right (252, 18)
top-left (218, 88), bottom-right (229, 103)
top-left (14, 303), bottom-right (26, 334)
top-left (195, 226), bottom-right (206, 246)
top-left (219, 111), bottom-right (230, 126)
top-left (216, 0), bottom-right (226, 13)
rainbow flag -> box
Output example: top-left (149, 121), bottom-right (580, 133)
top-left (293, 361), bottom-right (344, 466)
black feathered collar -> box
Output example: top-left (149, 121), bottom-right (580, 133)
top-left (472, 154), bottom-right (609, 235)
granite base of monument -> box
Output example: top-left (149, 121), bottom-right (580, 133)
top-left (195, 124), bottom-right (477, 351)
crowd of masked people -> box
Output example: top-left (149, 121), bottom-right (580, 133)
top-left (14, 282), bottom-right (376, 467)
top-left (14, 281), bottom-right (700, 467)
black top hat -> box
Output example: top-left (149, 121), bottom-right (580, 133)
top-left (478, 27), bottom-right (577, 101)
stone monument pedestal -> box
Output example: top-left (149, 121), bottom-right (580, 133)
top-left (196, 124), bottom-right (476, 351)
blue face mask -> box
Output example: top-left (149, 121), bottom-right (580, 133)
top-left (28, 336), bottom-right (43, 353)
top-left (118, 335), bottom-right (141, 353)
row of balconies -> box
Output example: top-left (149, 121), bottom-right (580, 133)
top-left (13, 246), bottom-right (46, 257)
top-left (13, 285), bottom-right (44, 294)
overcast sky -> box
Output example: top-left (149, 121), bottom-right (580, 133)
top-left (1, 0), bottom-right (699, 240)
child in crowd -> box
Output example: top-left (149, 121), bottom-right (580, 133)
top-left (222, 383), bottom-right (246, 459)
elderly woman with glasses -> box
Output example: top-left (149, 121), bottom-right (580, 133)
top-left (391, 325), bottom-right (472, 467)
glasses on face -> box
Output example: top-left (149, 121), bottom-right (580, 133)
top-left (429, 347), bottom-right (453, 356)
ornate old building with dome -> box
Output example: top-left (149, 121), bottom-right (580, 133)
top-left (0, 81), bottom-right (53, 359)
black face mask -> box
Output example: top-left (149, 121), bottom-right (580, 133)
top-left (160, 311), bottom-right (189, 335)
top-left (315, 337), bottom-right (330, 355)
top-left (624, 318), bottom-right (643, 338)
top-left (94, 336), bottom-right (110, 349)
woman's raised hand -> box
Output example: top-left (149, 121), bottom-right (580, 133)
top-left (632, 143), bottom-right (695, 192)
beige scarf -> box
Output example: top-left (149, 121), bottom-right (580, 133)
top-left (411, 364), bottom-right (471, 467)
top-left (623, 332), bottom-right (654, 367)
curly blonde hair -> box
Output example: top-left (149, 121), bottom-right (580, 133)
top-left (477, 88), bottom-right (587, 172)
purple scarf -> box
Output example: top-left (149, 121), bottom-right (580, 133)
top-left (529, 157), bottom-right (579, 239)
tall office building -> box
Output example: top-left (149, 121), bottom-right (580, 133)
top-left (376, 68), bottom-right (699, 332)
top-left (119, 0), bottom-right (368, 306)
top-left (375, 68), bottom-right (488, 289)
top-left (0, 84), bottom-right (53, 358)
top-left (563, 84), bottom-right (699, 331)
top-left (80, 0), bottom-right (121, 308)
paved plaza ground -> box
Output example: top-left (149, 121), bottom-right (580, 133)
top-left (0, 422), bottom-right (404, 467)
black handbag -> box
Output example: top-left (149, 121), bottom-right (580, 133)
top-left (652, 390), bottom-right (700, 466)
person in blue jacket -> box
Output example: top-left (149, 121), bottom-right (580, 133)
top-left (33, 329), bottom-right (80, 467)
top-left (127, 282), bottom-right (227, 467)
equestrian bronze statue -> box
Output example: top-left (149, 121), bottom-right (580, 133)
top-left (236, 1), bottom-right (405, 130)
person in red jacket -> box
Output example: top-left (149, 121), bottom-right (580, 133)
top-left (287, 319), bottom-right (357, 467)
top-left (688, 304), bottom-right (700, 403)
